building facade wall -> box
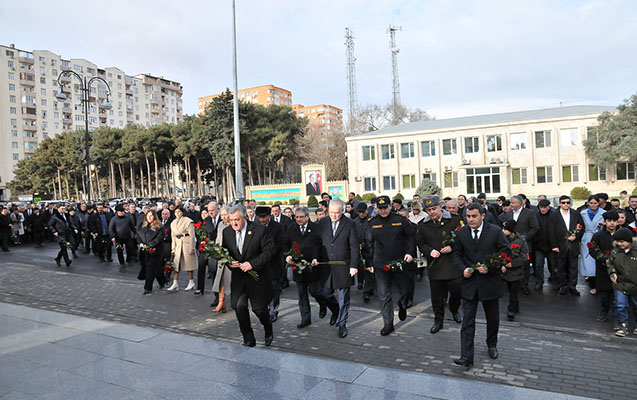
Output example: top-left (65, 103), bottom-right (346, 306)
top-left (346, 110), bottom-right (630, 199)
top-left (292, 103), bottom-right (343, 146)
top-left (197, 84), bottom-right (292, 114)
top-left (0, 44), bottom-right (183, 201)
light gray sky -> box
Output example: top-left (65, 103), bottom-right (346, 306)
top-left (2, 0), bottom-right (636, 119)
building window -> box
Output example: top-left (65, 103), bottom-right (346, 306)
top-left (400, 142), bottom-right (414, 158)
top-left (364, 177), bottom-right (377, 192)
top-left (511, 168), bottom-right (528, 185)
top-left (588, 164), bottom-right (606, 181)
top-left (510, 132), bottom-right (527, 150)
top-left (444, 172), bottom-right (458, 188)
top-left (586, 126), bottom-right (601, 144)
top-left (13, 154), bottom-right (19, 161)
top-left (422, 173), bottom-right (437, 183)
top-left (537, 166), bottom-right (553, 183)
top-left (8, 72), bottom-right (15, 80)
top-left (9, 83), bottom-right (15, 91)
top-left (362, 145), bottom-right (375, 161)
top-left (381, 144), bottom-right (395, 160)
top-left (562, 165), bottom-right (579, 183)
top-left (560, 128), bottom-right (579, 147)
top-left (486, 135), bottom-right (502, 152)
top-left (466, 167), bottom-right (501, 194)
top-left (442, 139), bottom-right (457, 155)
top-left (534, 130), bottom-right (551, 148)
top-left (421, 141), bottom-right (435, 157)
top-left (11, 142), bottom-right (18, 149)
top-left (9, 107), bottom-right (16, 114)
top-left (402, 174), bottom-right (416, 189)
top-left (616, 162), bottom-right (635, 180)
top-left (464, 137), bottom-right (479, 154)
top-left (383, 176), bottom-right (396, 191)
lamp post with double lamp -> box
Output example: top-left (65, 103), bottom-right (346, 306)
top-left (55, 71), bottom-right (112, 203)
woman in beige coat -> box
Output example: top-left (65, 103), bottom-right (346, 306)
top-left (211, 205), bottom-right (232, 312)
top-left (167, 205), bottom-right (198, 292)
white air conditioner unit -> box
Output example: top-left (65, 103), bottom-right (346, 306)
top-left (424, 168), bottom-right (432, 173)
top-left (489, 157), bottom-right (497, 164)
top-left (444, 166), bottom-right (452, 172)
top-left (354, 176), bottom-right (362, 182)
top-left (461, 159), bottom-right (471, 165)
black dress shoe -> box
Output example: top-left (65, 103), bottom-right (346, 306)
top-left (319, 305), bottom-right (327, 319)
top-left (488, 347), bottom-right (499, 359)
top-left (338, 325), bottom-right (348, 338)
top-left (264, 332), bottom-right (273, 347)
top-left (143, 290), bottom-right (152, 295)
top-left (568, 287), bottom-right (580, 296)
top-left (559, 287), bottom-right (568, 295)
top-left (405, 299), bottom-right (413, 309)
top-left (453, 358), bottom-right (473, 367)
top-left (398, 304), bottom-right (407, 321)
top-left (415, 272), bottom-right (422, 282)
top-left (452, 312), bottom-right (462, 323)
top-left (534, 281), bottom-right (543, 291)
top-left (506, 311), bottom-right (515, 321)
top-left (380, 324), bottom-right (395, 336)
top-left (54, 258), bottom-right (61, 267)
top-left (430, 322), bottom-right (443, 334)
top-left (281, 280), bottom-right (290, 289)
top-left (270, 312), bottom-right (278, 322)
top-left (363, 294), bottom-right (370, 303)
top-left (297, 320), bottom-right (311, 329)
top-left (357, 283), bottom-right (363, 290)
top-left (243, 338), bottom-right (256, 347)
top-left (596, 311), bottom-right (608, 322)
top-left (521, 286), bottom-right (530, 295)
top-left (329, 312), bottom-right (338, 326)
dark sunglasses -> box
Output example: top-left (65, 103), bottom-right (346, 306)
top-left (560, 201), bottom-right (570, 204)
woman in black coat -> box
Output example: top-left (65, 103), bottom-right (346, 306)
top-left (137, 210), bottom-right (167, 295)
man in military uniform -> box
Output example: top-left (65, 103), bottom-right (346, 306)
top-left (363, 195), bottom-right (416, 336)
top-left (417, 195), bottom-right (463, 334)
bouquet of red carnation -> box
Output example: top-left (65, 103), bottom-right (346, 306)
top-left (163, 261), bottom-right (174, 275)
top-left (193, 221), bottom-right (207, 240)
top-left (587, 241), bottom-right (611, 263)
top-left (441, 225), bottom-right (462, 247)
top-left (467, 251), bottom-right (511, 274)
top-left (510, 243), bottom-right (522, 258)
top-left (141, 246), bottom-right (157, 254)
top-left (200, 239), bottom-right (258, 281)
top-left (286, 242), bottom-right (313, 274)
top-left (566, 224), bottom-right (583, 239)
top-left (382, 259), bottom-right (404, 272)
top-left (115, 242), bottom-right (125, 250)
top-left (64, 241), bottom-right (73, 248)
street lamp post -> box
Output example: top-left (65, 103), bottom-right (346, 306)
top-left (55, 71), bottom-right (112, 203)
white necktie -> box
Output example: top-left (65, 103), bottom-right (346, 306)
top-left (301, 225), bottom-right (306, 235)
top-left (332, 221), bottom-right (337, 236)
top-left (236, 231), bottom-right (243, 254)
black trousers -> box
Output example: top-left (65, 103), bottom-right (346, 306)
top-left (96, 235), bottom-right (112, 261)
top-left (505, 280), bottom-right (520, 313)
top-left (0, 231), bottom-right (9, 250)
top-left (144, 253), bottom-right (167, 291)
top-left (460, 296), bottom-right (499, 361)
top-left (197, 256), bottom-right (217, 293)
top-left (297, 279), bottom-right (339, 323)
top-left (71, 231), bottom-right (82, 254)
top-left (114, 238), bottom-right (135, 264)
top-left (375, 268), bottom-right (408, 326)
top-left (84, 232), bottom-right (92, 253)
top-left (430, 277), bottom-right (462, 323)
top-left (600, 290), bottom-right (613, 313)
top-left (55, 241), bottom-right (71, 265)
top-left (404, 265), bottom-right (416, 303)
top-left (558, 250), bottom-right (578, 289)
top-left (234, 290), bottom-right (272, 341)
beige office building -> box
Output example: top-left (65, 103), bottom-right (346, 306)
top-left (0, 44), bottom-right (183, 200)
top-left (346, 105), bottom-right (628, 200)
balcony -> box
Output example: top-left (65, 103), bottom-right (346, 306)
top-left (20, 77), bottom-right (35, 87)
top-left (19, 55), bottom-right (34, 64)
top-left (23, 123), bottom-right (38, 131)
top-left (22, 112), bottom-right (37, 120)
top-left (60, 74), bottom-right (71, 83)
top-left (62, 119), bottom-right (72, 125)
top-left (62, 105), bottom-right (72, 113)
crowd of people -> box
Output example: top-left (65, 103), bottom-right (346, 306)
top-left (1, 188), bottom-right (636, 367)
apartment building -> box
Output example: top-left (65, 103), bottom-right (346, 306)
top-left (197, 84), bottom-right (292, 114)
top-left (346, 105), bottom-right (623, 199)
top-left (0, 44), bottom-right (183, 200)
top-left (292, 103), bottom-right (343, 146)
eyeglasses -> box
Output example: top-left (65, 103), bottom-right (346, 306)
top-left (560, 201), bottom-right (570, 204)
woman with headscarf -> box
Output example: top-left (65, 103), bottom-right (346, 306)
top-left (137, 210), bottom-right (167, 294)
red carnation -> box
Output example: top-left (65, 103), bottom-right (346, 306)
top-left (165, 229), bottom-right (168, 233)
top-left (292, 267), bottom-right (296, 271)
top-left (203, 221), bottom-right (207, 225)
top-left (604, 250), bottom-right (611, 255)
top-left (383, 265), bottom-right (390, 271)
top-left (293, 243), bottom-right (299, 249)
top-left (149, 248), bottom-right (156, 254)
top-left (295, 248), bottom-right (301, 254)
top-left (456, 225), bottom-right (462, 230)
top-left (292, 262), bottom-right (297, 267)
top-left (577, 224), bottom-right (583, 229)
top-left (633, 227), bottom-right (637, 232)
top-left (586, 242), bottom-right (594, 249)
top-left (511, 244), bottom-right (520, 249)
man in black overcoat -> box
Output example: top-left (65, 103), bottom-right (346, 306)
top-left (255, 206), bottom-right (285, 322)
top-left (548, 195), bottom-right (585, 295)
top-left (452, 203), bottom-right (510, 367)
top-left (222, 204), bottom-right (276, 347)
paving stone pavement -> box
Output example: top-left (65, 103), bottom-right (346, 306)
top-left (1, 243), bottom-right (637, 399)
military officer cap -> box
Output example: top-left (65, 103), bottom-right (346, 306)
top-left (356, 202), bottom-right (368, 212)
top-left (255, 205), bottom-right (271, 217)
top-left (393, 198), bottom-right (402, 205)
top-left (376, 195), bottom-right (391, 209)
top-left (115, 204), bottom-right (125, 212)
top-left (423, 195), bottom-right (441, 209)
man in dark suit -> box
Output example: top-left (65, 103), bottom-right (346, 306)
top-left (271, 204), bottom-right (292, 289)
top-left (286, 206), bottom-right (339, 328)
top-left (48, 204), bottom-right (78, 267)
top-left (198, 201), bottom-right (220, 299)
top-left (306, 173), bottom-right (321, 195)
top-left (222, 204), bottom-right (276, 347)
top-left (548, 195), bottom-right (585, 295)
top-left (255, 206), bottom-right (285, 322)
top-left (502, 195), bottom-right (539, 294)
top-left (318, 199), bottom-right (359, 339)
top-left (452, 203), bottom-right (510, 367)
top-left (87, 203), bottom-right (113, 262)
top-left (363, 195), bottom-right (416, 336)
top-left (623, 195), bottom-right (637, 225)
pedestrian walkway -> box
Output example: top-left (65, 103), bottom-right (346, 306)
top-left (0, 303), bottom-right (590, 400)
